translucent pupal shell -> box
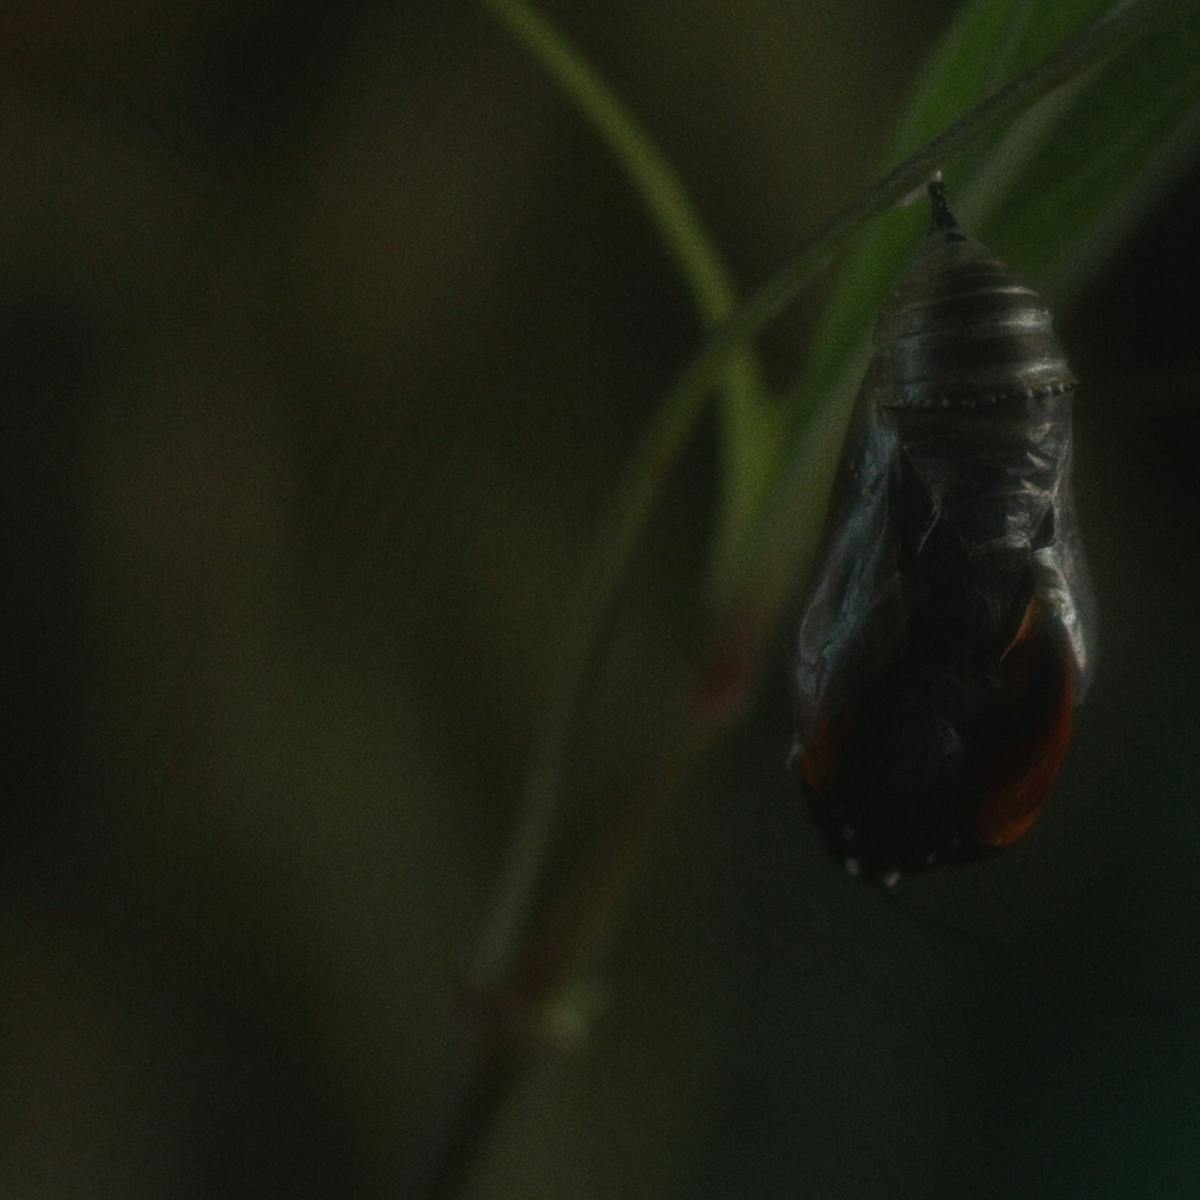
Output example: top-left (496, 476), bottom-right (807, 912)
top-left (792, 182), bottom-right (1095, 881)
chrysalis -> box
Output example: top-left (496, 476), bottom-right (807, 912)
top-left (794, 180), bottom-right (1095, 883)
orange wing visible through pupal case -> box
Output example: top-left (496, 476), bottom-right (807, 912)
top-left (792, 180), bottom-right (1094, 883)
top-left (972, 596), bottom-right (1076, 849)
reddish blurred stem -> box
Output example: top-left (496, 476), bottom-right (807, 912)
top-left (414, 613), bottom-right (768, 1198)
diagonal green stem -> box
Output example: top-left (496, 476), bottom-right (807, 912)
top-left (478, 0), bottom-right (774, 590)
top-left (479, 0), bottom-right (763, 385)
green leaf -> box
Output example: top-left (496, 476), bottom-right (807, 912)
top-left (989, 13), bottom-right (1200, 301)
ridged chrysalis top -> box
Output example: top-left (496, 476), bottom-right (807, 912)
top-left (793, 180), bottom-right (1094, 884)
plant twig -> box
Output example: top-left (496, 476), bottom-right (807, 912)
top-left (479, 0), bottom-right (762, 352)
top-left (417, 618), bottom-right (766, 1198)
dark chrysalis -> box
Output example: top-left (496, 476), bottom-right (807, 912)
top-left (793, 179), bottom-right (1095, 884)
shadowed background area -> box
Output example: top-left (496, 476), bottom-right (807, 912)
top-left (3, 2), bottom-right (1200, 1197)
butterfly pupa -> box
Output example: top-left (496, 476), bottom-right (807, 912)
top-left (793, 180), bottom-right (1095, 882)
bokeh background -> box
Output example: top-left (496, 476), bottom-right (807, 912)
top-left (4, 2), bottom-right (1200, 1197)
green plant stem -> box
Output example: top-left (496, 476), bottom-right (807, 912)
top-left (479, 0), bottom-right (737, 327)
top-left (422, 630), bottom-right (759, 1198)
top-left (478, 0), bottom-right (774, 615)
top-left (478, 0), bottom-right (764, 391)
top-left (416, 1048), bottom-right (519, 1200)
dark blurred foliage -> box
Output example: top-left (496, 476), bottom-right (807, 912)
top-left (3, 2), bottom-right (1199, 1197)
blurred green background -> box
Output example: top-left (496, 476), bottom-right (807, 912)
top-left (4, 2), bottom-right (1200, 1197)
